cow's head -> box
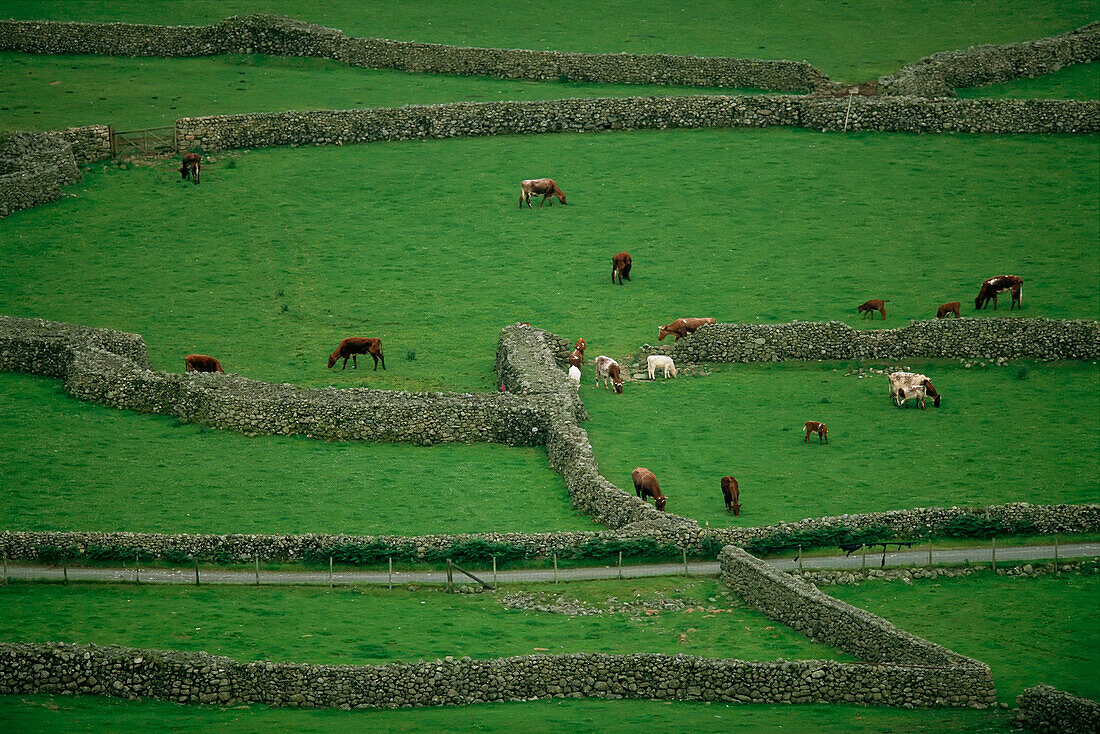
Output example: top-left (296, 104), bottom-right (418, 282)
top-left (922, 379), bottom-right (941, 407)
top-left (729, 502), bottom-right (741, 516)
top-left (658, 326), bottom-right (669, 340)
top-left (655, 495), bottom-right (667, 511)
top-left (557, 192), bottom-right (567, 205)
top-left (612, 377), bottom-right (623, 394)
top-left (327, 353), bottom-right (339, 369)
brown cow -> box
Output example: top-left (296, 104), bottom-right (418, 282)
top-left (184, 354), bottom-right (223, 373)
top-left (658, 317), bottom-right (716, 341)
top-left (936, 302), bottom-right (961, 319)
top-left (632, 467), bottom-right (667, 511)
top-left (975, 275), bottom-right (1022, 310)
top-left (519, 178), bottom-right (566, 208)
top-left (328, 337), bottom-right (385, 370)
top-left (721, 476), bottom-right (740, 515)
top-left (567, 349), bottom-right (584, 370)
top-left (612, 252), bottom-right (632, 285)
top-left (594, 355), bottom-right (623, 394)
top-left (180, 152), bottom-right (201, 184)
top-left (857, 299), bottom-right (888, 320)
top-left (804, 421), bottom-right (829, 444)
top-left (574, 337), bottom-right (586, 363)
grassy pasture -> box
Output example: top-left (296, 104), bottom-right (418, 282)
top-left (0, 372), bottom-right (588, 535)
top-left (828, 573), bottom-right (1100, 702)
top-left (957, 62), bottom-right (1100, 100)
top-left (1, 129), bottom-right (1095, 394)
top-left (0, 52), bottom-right (758, 132)
top-left (4, 0), bottom-right (1097, 82)
top-left (583, 360), bottom-right (1100, 528)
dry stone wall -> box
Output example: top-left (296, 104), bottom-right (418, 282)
top-left (0, 15), bottom-right (829, 92)
top-left (880, 21), bottom-right (1100, 97)
top-left (55, 124), bottom-right (112, 164)
top-left (0, 130), bottom-right (80, 218)
top-left (1013, 685), bottom-right (1100, 734)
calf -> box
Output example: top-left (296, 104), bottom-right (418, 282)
top-left (887, 371), bottom-right (941, 408)
top-left (631, 467), bottom-right (667, 511)
top-left (657, 317), bottom-right (716, 341)
top-left (328, 337), bottom-right (385, 370)
top-left (567, 349), bottom-right (584, 370)
top-left (611, 252), bottom-right (632, 285)
top-left (721, 475), bottom-right (740, 515)
top-left (180, 152), bottom-right (201, 184)
top-left (896, 383), bottom-right (927, 410)
top-left (975, 275), bottom-right (1022, 310)
top-left (594, 355), bottom-right (623, 394)
top-left (574, 337), bottom-right (586, 363)
top-left (857, 299), bottom-right (888, 319)
top-left (519, 178), bottom-right (566, 208)
top-left (936, 301), bottom-right (961, 319)
top-left (568, 365), bottom-right (582, 384)
top-left (803, 420), bottom-right (828, 444)
top-left (646, 355), bottom-right (677, 380)
top-left (184, 354), bottom-right (223, 373)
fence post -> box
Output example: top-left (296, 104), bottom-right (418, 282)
top-left (1054, 535), bottom-right (1059, 575)
top-left (194, 558), bottom-right (200, 586)
top-left (2, 550), bottom-right (7, 586)
top-left (797, 545), bottom-right (803, 572)
top-left (446, 559), bottom-right (454, 593)
top-left (135, 550), bottom-right (140, 584)
top-left (388, 557), bottom-right (393, 591)
top-left (618, 551), bottom-right (623, 580)
top-left (991, 537), bottom-right (997, 574)
top-left (861, 545), bottom-right (866, 572)
top-left (928, 540), bottom-right (933, 567)
top-left (329, 557), bottom-right (334, 589)
top-left (683, 548), bottom-right (689, 578)
top-left (254, 555), bottom-right (260, 585)
top-left (492, 556), bottom-right (497, 587)
top-left (63, 561), bottom-right (68, 585)
top-left (553, 554), bottom-right (558, 584)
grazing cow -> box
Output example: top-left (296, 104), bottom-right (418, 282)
top-left (568, 365), bottom-right (581, 384)
top-left (936, 301), bottom-right (961, 319)
top-left (721, 475), bottom-right (740, 515)
top-left (646, 355), bottom-right (677, 380)
top-left (857, 299), bottom-right (889, 320)
top-left (184, 354), bottom-right (223, 373)
top-left (519, 178), bottom-right (566, 208)
top-left (574, 337), bottom-right (586, 363)
top-left (567, 349), bottom-right (584, 370)
top-left (594, 355), bottom-right (623, 394)
top-left (631, 467), bottom-right (667, 511)
top-left (804, 421), bottom-right (829, 444)
top-left (327, 337), bottom-right (385, 370)
top-left (975, 275), bottom-right (1023, 310)
top-left (887, 371), bottom-right (941, 408)
top-left (896, 383), bottom-right (927, 410)
top-left (180, 152), bottom-right (201, 184)
top-left (658, 317), bottom-right (716, 341)
top-left (612, 252), bottom-right (632, 285)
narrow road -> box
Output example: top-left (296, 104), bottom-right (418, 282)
top-left (2, 543), bottom-right (1094, 587)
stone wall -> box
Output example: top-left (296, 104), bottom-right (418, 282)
top-left (1013, 685), bottom-right (1100, 734)
top-left (643, 318), bottom-right (1100, 365)
top-left (0, 131), bottom-right (80, 218)
top-left (880, 22), bottom-right (1100, 97)
top-left (55, 124), bottom-right (112, 164)
top-left (0, 15), bottom-right (829, 92)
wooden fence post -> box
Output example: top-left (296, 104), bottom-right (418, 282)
top-left (446, 559), bottom-right (454, 593)
top-left (194, 558), bottom-right (200, 586)
top-left (991, 537), bottom-right (997, 574)
top-left (492, 556), bottom-right (497, 587)
top-left (1054, 535), bottom-right (1059, 575)
top-left (388, 557), bottom-right (393, 591)
top-left (928, 541), bottom-right (933, 567)
top-left (254, 555), bottom-right (260, 585)
top-left (683, 548), bottom-right (689, 577)
top-left (553, 554), bottom-right (558, 584)
top-left (135, 550), bottom-right (140, 584)
top-left (329, 557), bottom-right (334, 589)
top-left (63, 561), bottom-right (68, 585)
top-left (797, 545), bottom-right (803, 572)
top-left (2, 550), bottom-right (7, 586)
top-left (861, 545), bottom-right (866, 572)
top-left (618, 551), bottom-right (623, 580)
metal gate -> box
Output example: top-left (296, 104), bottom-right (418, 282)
top-left (109, 126), bottom-right (176, 156)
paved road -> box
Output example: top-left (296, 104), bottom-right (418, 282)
top-left (2, 543), bottom-right (1094, 587)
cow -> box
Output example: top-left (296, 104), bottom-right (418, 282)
top-left (658, 317), bottom-right (716, 341)
top-left (612, 252), bottom-right (632, 285)
top-left (180, 152), bottom-right (201, 184)
top-left (804, 421), bottom-right (828, 444)
top-left (631, 467), bottom-right (666, 511)
top-left (646, 355), bottom-right (677, 380)
top-left (975, 275), bottom-right (1023, 310)
top-left (887, 372), bottom-right (941, 408)
top-left (519, 178), bottom-right (566, 208)
top-left (327, 337), bottom-right (385, 370)
top-left (567, 349), bottom-right (584, 370)
top-left (574, 337), bottom-right (586, 363)
top-left (936, 301), bottom-right (961, 319)
top-left (568, 365), bottom-right (581, 384)
top-left (184, 354), bottom-right (223, 373)
top-left (857, 299), bottom-right (889, 320)
top-left (721, 475), bottom-right (740, 515)
top-left (896, 383), bottom-right (927, 410)
top-left (594, 355), bottom-right (623, 394)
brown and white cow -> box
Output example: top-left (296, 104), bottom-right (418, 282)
top-left (185, 354), bottom-right (223, 373)
top-left (857, 299), bottom-right (889, 320)
top-left (975, 275), bottom-right (1022, 310)
top-left (632, 467), bottom-right (667, 511)
top-left (594, 355), bottom-right (623, 394)
top-left (180, 152), bottom-right (201, 184)
top-left (574, 337), bottom-right (586, 363)
top-left (658, 317), bottom-right (716, 341)
top-left (888, 372), bottom-right (941, 408)
top-left (612, 252), bottom-right (632, 285)
top-left (567, 349), bottom-right (584, 370)
top-left (721, 475), bottom-right (740, 515)
top-left (936, 301), bottom-right (961, 319)
top-left (519, 178), bottom-right (566, 208)
top-left (328, 337), bottom-right (385, 370)
top-left (803, 421), bottom-right (829, 444)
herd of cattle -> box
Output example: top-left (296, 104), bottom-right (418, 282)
top-left (177, 167), bottom-right (1024, 518)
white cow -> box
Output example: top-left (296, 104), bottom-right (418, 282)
top-left (568, 365), bottom-right (581, 384)
top-left (646, 355), bottom-right (678, 380)
top-left (888, 371), bottom-right (941, 408)
top-left (896, 383), bottom-right (927, 410)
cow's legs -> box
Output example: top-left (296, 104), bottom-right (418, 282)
top-left (352, 354), bottom-right (358, 369)
top-left (341, 356), bottom-right (349, 370)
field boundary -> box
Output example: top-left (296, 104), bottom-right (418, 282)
top-left (1013, 684), bottom-right (1100, 733)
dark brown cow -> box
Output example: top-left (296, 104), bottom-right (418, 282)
top-left (632, 467), bottom-right (667, 511)
top-left (804, 421), bottom-right (829, 444)
top-left (658, 317), bottom-right (716, 341)
top-left (721, 475), bottom-right (740, 515)
top-left (180, 152), bottom-right (201, 184)
top-left (612, 252), bottom-right (632, 285)
top-left (936, 301), bottom-right (961, 319)
top-left (184, 354), bottom-right (223, 373)
top-left (975, 275), bottom-right (1022, 310)
top-left (519, 178), bottom-right (566, 208)
top-left (574, 337), bottom-right (586, 363)
top-left (328, 337), bottom-right (385, 370)
top-left (857, 299), bottom-right (888, 320)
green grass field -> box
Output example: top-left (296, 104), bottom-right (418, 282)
top-left (0, 52), bottom-right (760, 132)
top-left (957, 62), bottom-right (1100, 100)
top-left (4, 0), bottom-right (1096, 82)
top-left (828, 573), bottom-right (1100, 702)
top-left (584, 360), bottom-right (1100, 528)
